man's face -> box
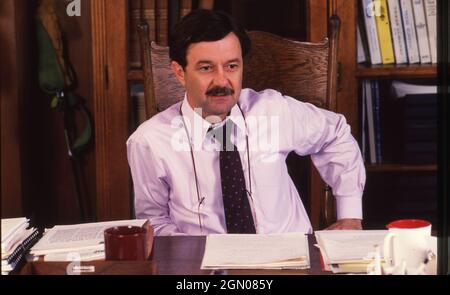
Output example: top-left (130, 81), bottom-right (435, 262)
top-left (172, 32), bottom-right (243, 121)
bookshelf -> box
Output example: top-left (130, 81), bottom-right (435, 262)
top-left (359, 0), bottom-right (437, 228)
top-left (309, 0), bottom-right (438, 229)
top-left (356, 64), bottom-right (437, 78)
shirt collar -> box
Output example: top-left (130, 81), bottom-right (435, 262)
top-left (180, 93), bottom-right (248, 144)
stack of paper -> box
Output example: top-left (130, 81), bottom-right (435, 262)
top-left (2, 218), bottom-right (41, 275)
top-left (201, 232), bottom-right (310, 270)
top-left (315, 230), bottom-right (388, 273)
top-left (29, 219), bottom-right (147, 262)
top-left (391, 80), bottom-right (437, 98)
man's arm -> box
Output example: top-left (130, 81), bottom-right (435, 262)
top-left (127, 138), bottom-right (184, 236)
top-left (283, 95), bottom-right (366, 229)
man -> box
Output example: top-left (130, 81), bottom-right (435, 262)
top-left (127, 10), bottom-right (366, 236)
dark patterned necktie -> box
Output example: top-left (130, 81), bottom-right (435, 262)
top-left (211, 120), bottom-right (256, 234)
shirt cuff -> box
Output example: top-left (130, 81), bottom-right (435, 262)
top-left (335, 194), bottom-right (363, 220)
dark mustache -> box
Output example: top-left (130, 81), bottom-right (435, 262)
top-left (205, 87), bottom-right (235, 96)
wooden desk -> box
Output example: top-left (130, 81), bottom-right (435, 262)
top-left (20, 235), bottom-right (328, 275)
top-left (152, 235), bottom-right (327, 275)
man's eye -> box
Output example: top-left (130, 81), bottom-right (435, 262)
top-left (199, 66), bottom-right (212, 72)
top-left (228, 64), bottom-right (239, 70)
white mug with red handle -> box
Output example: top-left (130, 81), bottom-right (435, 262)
top-left (383, 219), bottom-right (432, 274)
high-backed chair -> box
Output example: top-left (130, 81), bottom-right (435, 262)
top-left (137, 14), bottom-right (340, 230)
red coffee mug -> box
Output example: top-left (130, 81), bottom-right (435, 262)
top-left (104, 226), bottom-right (149, 261)
top-left (386, 219), bottom-right (431, 229)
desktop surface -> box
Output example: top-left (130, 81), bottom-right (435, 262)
top-left (19, 235), bottom-right (326, 275)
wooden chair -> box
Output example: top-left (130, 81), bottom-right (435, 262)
top-left (137, 14), bottom-right (340, 230)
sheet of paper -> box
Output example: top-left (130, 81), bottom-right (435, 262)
top-left (201, 232), bottom-right (309, 269)
top-left (44, 249), bottom-right (105, 262)
top-left (315, 230), bottom-right (388, 263)
top-left (31, 219), bottom-right (146, 255)
top-left (1, 217), bottom-right (29, 244)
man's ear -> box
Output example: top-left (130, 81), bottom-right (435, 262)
top-left (171, 61), bottom-right (186, 87)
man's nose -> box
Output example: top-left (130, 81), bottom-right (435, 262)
top-left (213, 68), bottom-right (229, 87)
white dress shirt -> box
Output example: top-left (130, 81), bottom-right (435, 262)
top-left (127, 88), bottom-right (366, 235)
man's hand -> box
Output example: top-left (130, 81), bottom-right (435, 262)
top-left (325, 218), bottom-right (362, 230)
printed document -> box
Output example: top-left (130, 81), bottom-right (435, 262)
top-left (315, 230), bottom-right (388, 264)
top-left (31, 219), bottom-right (146, 256)
top-left (201, 232), bottom-right (310, 269)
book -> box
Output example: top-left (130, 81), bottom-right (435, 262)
top-left (144, 0), bottom-right (157, 42)
top-left (131, 84), bottom-right (147, 126)
top-left (387, 0), bottom-right (408, 63)
top-left (357, 21), bottom-right (369, 63)
top-left (390, 82), bottom-right (437, 164)
top-left (403, 142), bottom-right (437, 164)
top-left (5, 229), bottom-right (41, 266)
top-left (156, 0), bottom-right (169, 46)
top-left (361, 82), bottom-right (367, 161)
top-left (2, 228), bottom-right (41, 274)
top-left (375, 0), bottom-right (395, 64)
top-left (411, 0), bottom-right (432, 63)
top-left (130, 0), bottom-right (157, 68)
top-left (358, 12), bottom-right (372, 64)
top-left (405, 104), bottom-right (436, 119)
top-left (423, 0), bottom-right (437, 63)
top-left (315, 230), bottom-right (388, 273)
top-left (364, 81), bottom-right (377, 164)
top-left (1, 217), bottom-right (28, 244)
top-left (129, 0), bottom-right (142, 68)
top-left (198, 0), bottom-right (214, 10)
top-left (361, 0), bottom-right (382, 64)
top-left (168, 0), bottom-right (180, 36)
top-left (400, 0), bottom-right (420, 63)
top-left (402, 93), bottom-right (437, 164)
top-left (201, 233), bottom-right (310, 270)
top-left (1, 228), bottom-right (36, 259)
top-left (372, 81), bottom-right (382, 163)
top-left (404, 124), bottom-right (437, 142)
top-left (404, 91), bottom-right (437, 103)
top-left (1, 217), bottom-right (29, 253)
top-left (180, 0), bottom-right (192, 18)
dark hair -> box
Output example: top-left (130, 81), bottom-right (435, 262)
top-left (169, 9), bottom-right (251, 68)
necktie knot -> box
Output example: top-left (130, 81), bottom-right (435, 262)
top-left (209, 120), bottom-right (235, 151)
